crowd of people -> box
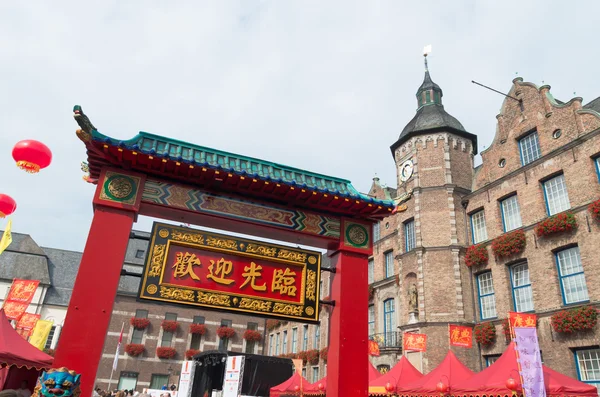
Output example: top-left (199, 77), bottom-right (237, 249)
top-left (92, 384), bottom-right (178, 397)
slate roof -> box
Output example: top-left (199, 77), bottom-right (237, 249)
top-left (584, 97), bottom-right (600, 113)
top-left (0, 232), bottom-right (50, 285)
top-left (42, 247), bottom-right (82, 306)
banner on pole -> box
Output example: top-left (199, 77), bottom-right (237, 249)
top-left (0, 218), bottom-right (13, 255)
top-left (30, 320), bottom-right (53, 350)
top-left (2, 279), bottom-right (40, 320)
top-left (509, 312), bottom-right (537, 328)
top-left (403, 333), bottom-right (427, 352)
top-left (16, 313), bottom-right (41, 339)
top-left (368, 340), bottom-right (381, 356)
top-left (449, 325), bottom-right (473, 348)
top-left (514, 327), bottom-right (546, 397)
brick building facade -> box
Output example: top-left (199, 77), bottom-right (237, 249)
top-left (92, 230), bottom-right (266, 392)
top-left (265, 62), bottom-right (600, 391)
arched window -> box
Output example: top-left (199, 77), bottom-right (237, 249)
top-left (383, 299), bottom-right (396, 347)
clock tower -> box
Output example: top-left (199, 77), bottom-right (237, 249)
top-left (387, 56), bottom-right (479, 371)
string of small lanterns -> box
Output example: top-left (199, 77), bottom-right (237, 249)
top-left (0, 140), bottom-right (52, 218)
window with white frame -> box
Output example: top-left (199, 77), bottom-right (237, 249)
top-left (368, 259), bottom-right (374, 284)
top-left (302, 368), bottom-right (306, 378)
top-left (519, 131), bottom-right (541, 165)
top-left (282, 330), bottom-right (288, 353)
top-left (275, 333), bottom-right (280, 355)
top-left (405, 220), bottom-right (416, 251)
top-left (501, 195), bottom-right (522, 232)
top-left (269, 334), bottom-right (274, 356)
top-left (595, 157), bottom-right (600, 182)
top-left (471, 210), bottom-right (488, 244)
top-left (118, 372), bottom-right (138, 391)
top-left (510, 263), bottom-right (534, 312)
top-left (384, 251), bottom-right (394, 278)
top-left (556, 247), bottom-right (589, 305)
top-left (543, 174), bottom-right (571, 215)
top-left (314, 325), bottom-right (320, 348)
top-left (368, 305), bottom-right (375, 336)
top-left (383, 299), bottom-right (395, 347)
top-left (312, 367), bottom-right (319, 382)
top-left (291, 328), bottom-right (298, 354)
top-left (45, 326), bottom-right (57, 350)
top-left (486, 355), bottom-right (501, 367)
top-left (373, 223), bottom-right (381, 242)
top-left (302, 325), bottom-right (308, 351)
top-left (477, 272), bottom-right (497, 320)
top-left (575, 349), bottom-right (600, 392)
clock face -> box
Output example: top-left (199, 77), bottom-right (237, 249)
top-left (400, 160), bottom-right (414, 182)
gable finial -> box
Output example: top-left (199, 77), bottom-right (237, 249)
top-left (423, 44), bottom-right (432, 71)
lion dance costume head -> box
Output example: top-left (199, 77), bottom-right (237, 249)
top-left (32, 368), bottom-right (81, 397)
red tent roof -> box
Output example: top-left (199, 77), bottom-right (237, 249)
top-left (305, 362), bottom-right (382, 395)
top-left (270, 372), bottom-right (312, 397)
top-left (0, 310), bottom-right (53, 370)
top-left (453, 342), bottom-right (598, 397)
top-left (398, 350), bottom-right (474, 396)
top-left (369, 356), bottom-right (423, 395)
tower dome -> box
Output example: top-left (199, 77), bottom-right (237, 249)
top-left (390, 57), bottom-right (477, 155)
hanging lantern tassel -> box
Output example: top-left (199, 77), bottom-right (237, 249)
top-left (0, 194), bottom-right (17, 218)
top-left (12, 140), bottom-right (52, 174)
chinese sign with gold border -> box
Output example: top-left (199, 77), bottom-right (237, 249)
top-left (139, 223), bottom-right (322, 323)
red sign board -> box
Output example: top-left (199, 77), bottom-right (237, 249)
top-left (449, 325), bottom-right (473, 348)
top-left (368, 340), bottom-right (380, 356)
top-left (509, 312), bottom-right (537, 328)
top-left (139, 223), bottom-right (322, 323)
top-left (2, 279), bottom-right (40, 321)
top-left (403, 333), bottom-right (427, 352)
top-left (16, 312), bottom-right (41, 339)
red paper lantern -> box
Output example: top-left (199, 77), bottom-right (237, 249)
top-left (293, 385), bottom-right (300, 392)
top-left (318, 383), bottom-right (324, 391)
top-left (506, 377), bottom-right (518, 391)
top-left (0, 194), bottom-right (17, 218)
top-left (385, 382), bottom-right (395, 392)
top-left (12, 140), bottom-right (52, 173)
top-left (436, 382), bottom-right (448, 394)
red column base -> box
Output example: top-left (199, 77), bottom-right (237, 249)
top-left (327, 248), bottom-right (369, 396)
top-left (53, 206), bottom-right (134, 397)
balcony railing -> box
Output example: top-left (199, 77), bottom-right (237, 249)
top-left (369, 332), bottom-right (402, 349)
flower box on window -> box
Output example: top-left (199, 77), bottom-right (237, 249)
top-left (266, 319), bottom-right (280, 331)
top-left (216, 326), bottom-right (236, 339)
top-left (589, 199), bottom-right (600, 222)
top-left (185, 349), bottom-right (201, 360)
top-left (125, 344), bottom-right (145, 357)
top-left (190, 323), bottom-right (207, 335)
top-left (156, 347), bottom-right (177, 359)
top-left (319, 347), bottom-right (328, 363)
top-left (535, 212), bottom-right (577, 238)
top-left (474, 322), bottom-right (496, 346)
top-left (551, 305), bottom-right (598, 334)
top-left (491, 230), bottom-right (526, 258)
top-left (501, 319), bottom-right (511, 343)
top-left (465, 244), bottom-right (489, 267)
top-left (243, 329), bottom-right (262, 342)
top-left (161, 320), bottom-right (179, 333)
top-left (302, 349), bottom-right (319, 365)
top-left (130, 317), bottom-right (150, 330)
top-left (297, 351), bottom-right (308, 364)
top-left (368, 285), bottom-right (374, 300)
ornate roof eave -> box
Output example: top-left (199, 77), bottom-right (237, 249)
top-left (79, 129), bottom-right (395, 220)
top-left (389, 125), bottom-right (479, 157)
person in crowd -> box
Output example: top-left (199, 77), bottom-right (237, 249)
top-left (16, 381), bottom-right (31, 397)
top-left (169, 385), bottom-right (176, 392)
top-left (161, 385), bottom-right (167, 391)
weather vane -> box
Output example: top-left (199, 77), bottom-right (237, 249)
top-left (423, 44), bottom-right (432, 71)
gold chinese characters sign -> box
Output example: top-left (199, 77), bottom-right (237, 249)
top-left (139, 223), bottom-right (322, 323)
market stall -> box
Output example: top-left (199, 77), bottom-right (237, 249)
top-left (452, 342), bottom-right (598, 397)
top-left (369, 356), bottom-right (423, 395)
top-left (305, 361), bottom-right (382, 395)
top-left (0, 310), bottom-right (53, 391)
top-left (397, 351), bottom-right (474, 396)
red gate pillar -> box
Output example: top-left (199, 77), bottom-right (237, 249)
top-left (54, 169), bottom-right (145, 397)
top-left (327, 219), bottom-right (372, 397)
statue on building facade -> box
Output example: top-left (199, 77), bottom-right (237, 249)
top-left (407, 283), bottom-right (419, 323)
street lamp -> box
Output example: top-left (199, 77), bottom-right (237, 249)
top-left (167, 366), bottom-right (173, 390)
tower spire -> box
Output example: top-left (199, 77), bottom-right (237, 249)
top-left (423, 44), bottom-right (432, 72)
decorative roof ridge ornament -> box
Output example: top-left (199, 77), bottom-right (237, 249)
top-left (73, 105), bottom-right (97, 143)
top-left (423, 44), bottom-right (432, 71)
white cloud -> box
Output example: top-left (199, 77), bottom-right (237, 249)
top-left (0, 0), bottom-right (598, 250)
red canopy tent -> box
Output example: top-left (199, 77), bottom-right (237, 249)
top-left (269, 372), bottom-right (312, 397)
top-left (397, 350), bottom-right (474, 396)
top-left (0, 310), bottom-right (53, 391)
top-left (453, 342), bottom-right (598, 397)
top-left (305, 361), bottom-right (382, 395)
top-left (369, 356), bottom-right (423, 395)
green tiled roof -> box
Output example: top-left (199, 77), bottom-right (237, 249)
top-left (92, 130), bottom-right (394, 207)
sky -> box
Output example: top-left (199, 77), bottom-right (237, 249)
top-left (1, 1), bottom-right (599, 252)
